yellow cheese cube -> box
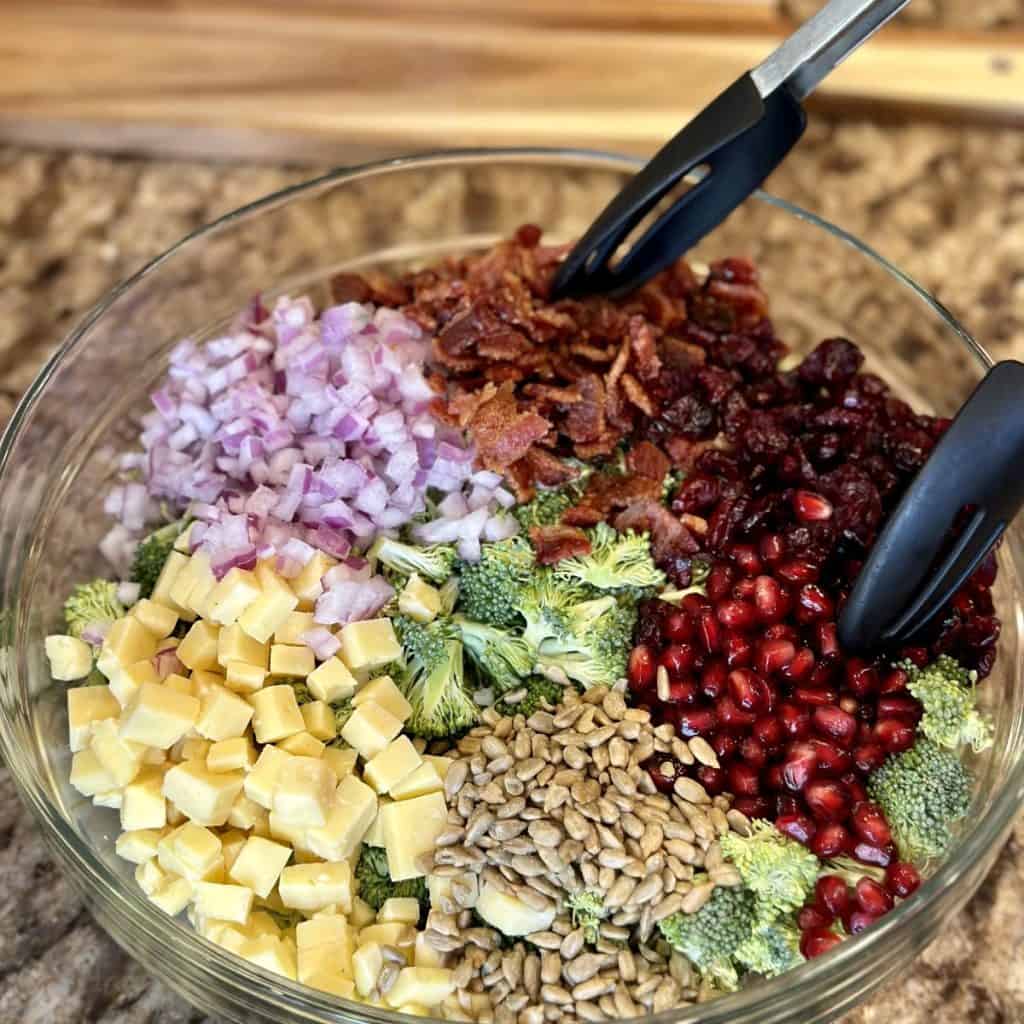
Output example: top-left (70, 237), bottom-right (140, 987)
top-left (414, 931), bottom-right (447, 969)
top-left (274, 611), bottom-right (317, 646)
top-left (239, 935), bottom-right (297, 979)
top-left (110, 657), bottom-right (161, 710)
top-left (398, 575), bottom-right (442, 623)
top-left (364, 798), bottom-right (390, 847)
top-left (227, 793), bottom-right (268, 832)
top-left (196, 683), bottom-right (254, 741)
top-left (158, 822), bottom-right (222, 878)
top-left (151, 550), bottom-right (194, 618)
top-left (381, 791), bottom-right (448, 881)
top-left (207, 736), bottom-right (257, 773)
top-left (269, 643), bottom-right (316, 679)
top-left (388, 762), bottom-right (443, 801)
top-left (90, 718), bottom-right (146, 787)
top-left (322, 746), bottom-right (358, 781)
top-left (193, 881), bottom-right (254, 925)
top-left (307, 657), bottom-right (357, 704)
top-left (142, 746), bottom-right (168, 767)
top-left (341, 701), bottom-right (403, 760)
top-left (377, 897), bottom-right (421, 925)
top-left (207, 568), bottom-right (262, 626)
top-left (163, 761), bottom-right (244, 826)
top-left (423, 755), bottom-right (452, 780)
top-left (135, 858), bottom-right (167, 895)
top-left (396, 1005), bottom-right (431, 1018)
top-left (339, 619), bottom-right (402, 674)
top-left (69, 748), bottom-right (117, 797)
top-left (476, 883), bottom-right (556, 935)
top-left (121, 768), bottom-right (167, 831)
top-left (352, 675), bottom-right (412, 723)
top-left (353, 941), bottom-right (384, 997)
top-left (228, 835), bottom-right (293, 898)
top-left (268, 812), bottom-right (315, 855)
top-left (248, 685), bottom-right (304, 744)
top-left (174, 523), bottom-right (196, 553)
top-left (169, 551), bottom-right (212, 611)
top-left (238, 569), bottom-right (299, 643)
top-left (306, 971), bottom-right (355, 998)
top-left (190, 668), bottom-right (227, 697)
top-left (218, 623), bottom-right (270, 670)
top-left (426, 875), bottom-right (454, 912)
top-left (163, 673), bottom-right (195, 697)
top-left (278, 731), bottom-right (326, 758)
top-left (291, 551), bottom-right (337, 611)
top-left (45, 634), bottom-right (93, 681)
top-left (224, 661), bottom-right (267, 694)
top-left (166, 802), bottom-right (186, 826)
top-left (246, 909), bottom-right (283, 939)
top-left (93, 790), bottom-right (123, 809)
top-left (306, 774), bottom-right (378, 862)
top-left (279, 861), bottom-right (353, 914)
top-left (363, 736), bottom-right (422, 795)
top-left (132, 599), bottom-right (178, 639)
top-left (149, 875), bottom-right (193, 916)
top-left (384, 967), bottom-right (455, 1009)
top-left (172, 736), bottom-right (211, 763)
top-left (104, 615), bottom-right (160, 667)
top-left (300, 701), bottom-right (337, 742)
top-left (119, 681), bottom-right (200, 748)
top-left (273, 756), bottom-right (335, 827)
top-left (349, 895), bottom-right (376, 928)
top-left (244, 745), bottom-right (292, 810)
top-left (358, 922), bottom-right (416, 949)
top-left (220, 829), bottom-right (249, 872)
top-left (177, 620), bottom-right (221, 672)
top-left (67, 685), bottom-right (120, 752)
top-left (116, 828), bottom-right (165, 865)
top-left (297, 915), bottom-right (355, 983)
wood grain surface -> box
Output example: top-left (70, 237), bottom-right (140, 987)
top-left (0, 1), bottom-right (1021, 163)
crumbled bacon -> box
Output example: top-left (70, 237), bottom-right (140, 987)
top-left (529, 524), bottom-right (592, 565)
top-left (614, 499), bottom-right (700, 564)
top-left (465, 382), bottom-right (551, 472)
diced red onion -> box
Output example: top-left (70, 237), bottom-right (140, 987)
top-left (116, 581), bottom-right (141, 607)
top-left (80, 621), bottom-right (110, 646)
top-left (299, 626), bottom-right (341, 661)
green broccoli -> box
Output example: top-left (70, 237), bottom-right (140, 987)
top-left (354, 845), bottom-right (429, 915)
top-left (512, 474), bottom-right (589, 532)
top-left (554, 523), bottom-right (665, 596)
top-left (902, 656), bottom-right (994, 753)
top-left (278, 678), bottom-right (312, 705)
top-left (264, 907), bottom-right (305, 932)
top-left (393, 615), bottom-right (478, 739)
top-left (658, 886), bottom-right (758, 990)
top-left (368, 536), bottom-right (457, 585)
top-left (566, 890), bottom-right (606, 944)
top-left (734, 920), bottom-right (804, 978)
top-left (658, 558), bottom-right (712, 605)
top-left (867, 738), bottom-right (972, 863)
top-left (130, 518), bottom-right (189, 599)
top-left (494, 676), bottom-right (568, 718)
top-left (63, 579), bottom-right (125, 639)
top-left (456, 537), bottom-right (536, 629)
top-left (331, 697), bottom-right (355, 736)
top-left (453, 615), bottom-right (534, 694)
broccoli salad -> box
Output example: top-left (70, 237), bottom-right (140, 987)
top-left (48, 229), bottom-right (998, 1019)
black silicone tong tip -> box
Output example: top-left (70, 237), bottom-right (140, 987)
top-left (838, 360), bottom-right (1024, 653)
top-left (549, 75), bottom-right (807, 301)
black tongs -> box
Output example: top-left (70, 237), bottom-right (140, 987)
top-left (551, 0), bottom-right (910, 300)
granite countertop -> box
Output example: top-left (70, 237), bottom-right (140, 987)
top-left (1, 118), bottom-right (1023, 1023)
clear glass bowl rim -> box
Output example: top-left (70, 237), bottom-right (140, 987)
top-left (1, 146), bottom-right (1019, 1024)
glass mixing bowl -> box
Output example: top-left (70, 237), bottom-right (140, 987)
top-left (0, 150), bottom-right (1021, 1024)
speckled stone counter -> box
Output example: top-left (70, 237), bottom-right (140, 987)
top-left (1, 120), bottom-right (1023, 1023)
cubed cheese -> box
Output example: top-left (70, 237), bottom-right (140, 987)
top-left (174, 524), bottom-right (196, 553)
top-left (177, 620), bottom-right (221, 672)
top-left (192, 881), bottom-right (254, 925)
top-left (277, 731), bottom-right (326, 758)
top-left (388, 762), bottom-right (443, 801)
top-left (119, 681), bottom-right (199, 748)
top-left (426, 875), bottom-right (454, 911)
top-left (273, 756), bottom-right (335, 827)
top-left (190, 669), bottom-right (227, 697)
top-left (305, 774), bottom-right (377, 862)
top-left (322, 746), bottom-right (358, 781)
top-left (142, 746), bottom-right (167, 766)
top-left (163, 761), bottom-right (244, 826)
top-left (305, 971), bottom-right (355, 998)
top-left (338, 619), bottom-right (401, 674)
top-left (149, 875), bottom-right (193, 916)
top-left (93, 790), bottom-right (123, 809)
top-left (384, 967), bottom-right (455, 1009)
top-left (363, 736), bottom-right (422, 795)
top-left (349, 896), bottom-right (376, 928)
top-left (269, 643), bottom-right (316, 679)
top-left (227, 793), bottom-right (268, 832)
top-left (132, 599), bottom-right (178, 639)
top-left (377, 897), bottom-right (421, 925)
top-left (217, 624), bottom-right (270, 670)
top-left (90, 718), bottom-right (145, 787)
top-left (306, 658), bottom-right (357, 704)
top-left (296, 915), bottom-right (355, 982)
top-left (67, 685), bottom-right (120, 752)
top-left (340, 701), bottom-right (403, 760)
top-left (244, 744), bottom-right (293, 809)
top-left (176, 552), bottom-right (219, 616)
top-left (291, 551), bottom-right (337, 611)
top-left (151, 550), bottom-right (193, 618)
top-left (219, 829), bottom-right (248, 872)
top-left (45, 634), bottom-right (93, 681)
top-left (109, 657), bottom-right (161, 709)
top-left (358, 923), bottom-right (415, 949)
top-left (238, 568), bottom-right (298, 643)
top-left (172, 736), bottom-right (211, 762)
top-left (195, 683), bottom-right (254, 741)
top-left (121, 768), bottom-right (167, 830)
top-left (239, 935), bottom-right (297, 979)
top-left (135, 858), bottom-right (167, 895)
top-left (207, 568), bottom-right (262, 626)
top-left (163, 673), bottom-right (195, 697)
top-left (414, 930), bottom-right (447, 968)
top-left (364, 798), bottom-right (390, 847)
top-left (353, 941), bottom-right (384, 997)
top-left (398, 575), bottom-right (442, 623)
top-left (352, 675), bottom-right (412, 723)
top-left (423, 755), bottom-right (452, 780)
top-left (268, 812), bottom-right (316, 855)
top-left (476, 882), bottom-right (556, 935)
top-left (158, 822), bottom-right (222, 879)
top-left (228, 835), bottom-right (293, 898)
top-left (248, 685), bottom-right (304, 744)
top-left (274, 611), bottom-right (317, 646)
top-left (224, 662), bottom-right (267, 694)
top-left (104, 615), bottom-right (160, 667)
top-left (300, 701), bottom-right (337, 741)
top-left (116, 828), bottom-right (165, 864)
top-left (207, 736), bottom-right (257, 773)
top-left (380, 791), bottom-right (448, 881)
top-left (69, 748), bottom-right (116, 797)
top-left (279, 861), bottom-right (353, 914)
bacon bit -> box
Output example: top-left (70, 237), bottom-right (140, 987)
top-left (606, 335), bottom-right (631, 394)
top-left (523, 448), bottom-right (580, 487)
top-left (621, 373), bottom-right (656, 417)
top-left (628, 316), bottom-right (662, 381)
top-left (529, 524), bottom-right (592, 565)
top-left (664, 436), bottom-right (720, 471)
top-left (614, 499), bottom-right (699, 563)
top-left (443, 382), bottom-right (498, 428)
top-left (570, 343), bottom-right (616, 363)
top-left (626, 441), bottom-right (671, 483)
top-left (662, 335), bottom-right (707, 370)
top-left (522, 383), bottom-right (583, 406)
top-left (329, 272), bottom-right (372, 304)
top-left (563, 375), bottom-right (608, 444)
top-left (469, 383), bottom-right (551, 472)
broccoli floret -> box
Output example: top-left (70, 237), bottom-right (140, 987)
top-left (868, 738), bottom-right (972, 863)
top-left (130, 518), bottom-right (189, 599)
top-left (278, 678), bottom-right (312, 705)
top-left (354, 845), bottom-right (429, 915)
top-left (265, 907), bottom-right (305, 932)
top-left (456, 537), bottom-right (536, 629)
top-left (454, 615), bottom-right (534, 694)
top-left (369, 536), bottom-right (457, 586)
top-left (658, 558), bottom-right (712, 605)
top-left (719, 820), bottom-right (820, 923)
top-left (63, 579), bottom-right (125, 639)
top-left (494, 676), bottom-right (568, 718)
top-left (554, 523), bottom-right (665, 596)
top-left (658, 886), bottom-right (758, 990)
top-left (903, 656), bottom-right (994, 753)
top-left (734, 920), bottom-right (804, 978)
top-left (566, 890), bottom-right (606, 944)
top-left (393, 616), bottom-right (478, 738)
top-left (331, 697), bottom-right (355, 736)
top-left (512, 475), bottom-right (590, 532)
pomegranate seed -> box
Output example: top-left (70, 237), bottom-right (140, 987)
top-left (812, 706), bottom-right (858, 747)
top-left (844, 657), bottom-right (879, 697)
top-left (874, 718), bottom-right (915, 753)
top-left (776, 813), bottom-right (817, 845)
top-left (853, 744), bottom-right (887, 773)
top-left (759, 533), bottom-right (786, 564)
top-left (695, 765), bottom-right (727, 794)
top-left (728, 761), bottom-right (761, 796)
top-left (723, 630), bottom-right (753, 668)
top-left (851, 841), bottom-right (894, 868)
top-left (711, 732), bottom-right (738, 760)
top-left (847, 911), bottom-right (878, 935)
top-left (730, 543), bottom-right (763, 576)
top-left (739, 735), bottom-right (767, 768)
top-left (777, 559), bottom-right (820, 584)
top-left (753, 715), bottom-right (784, 750)
top-left (663, 611), bottom-right (694, 643)
top-left (879, 667), bottom-right (909, 695)
top-left (807, 738), bottom-right (852, 776)
top-left (776, 794), bottom-right (800, 817)
top-left (797, 584), bottom-right (835, 622)
top-left (844, 778), bottom-right (868, 804)
top-left (850, 802), bottom-right (893, 847)
top-left (815, 621), bottom-right (839, 657)
top-left (727, 668), bottom-right (767, 712)
top-left (839, 696), bottom-right (859, 716)
top-left (778, 702), bottom-right (811, 739)
top-left (681, 592), bottom-right (710, 617)
top-left (784, 647), bottom-right (816, 682)
top-left (875, 696), bottom-right (922, 722)
top-left (805, 779), bottom-right (851, 823)
top-left (765, 763), bottom-right (786, 791)
top-left (811, 823), bottom-right (850, 859)
top-left (731, 795), bottom-right (773, 819)
top-left (677, 708), bottom-right (717, 737)
top-left (885, 862), bottom-right (922, 898)
top-left (715, 696), bottom-right (757, 730)
top-left (716, 599), bottom-right (758, 631)
top-left (800, 928), bottom-right (843, 959)
top-left (756, 637), bottom-right (796, 675)
top-left (782, 743), bottom-right (818, 791)
top-left (700, 658), bottom-right (728, 699)
top-left (660, 644), bottom-right (697, 677)
top-left (900, 646), bottom-right (930, 668)
top-left (732, 578), bottom-right (757, 600)
top-left (698, 608), bottom-right (720, 653)
top-left (793, 490), bottom-right (834, 522)
top-left (706, 564), bottom-right (735, 602)
top-left (807, 659), bottom-right (838, 689)
top-left (628, 646), bottom-right (657, 690)
top-left (764, 623), bottom-right (799, 643)
top-left (855, 878), bottom-right (893, 916)
top-left (668, 680), bottom-right (698, 704)
top-left (815, 876), bottom-right (852, 919)
top-left (793, 686), bottom-right (839, 707)
top-left (797, 905), bottom-right (833, 931)
top-left (751, 576), bottom-right (787, 623)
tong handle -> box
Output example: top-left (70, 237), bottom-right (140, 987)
top-left (838, 360), bottom-right (1024, 651)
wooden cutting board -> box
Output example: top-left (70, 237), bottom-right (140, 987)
top-left (0, 1), bottom-right (1021, 164)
